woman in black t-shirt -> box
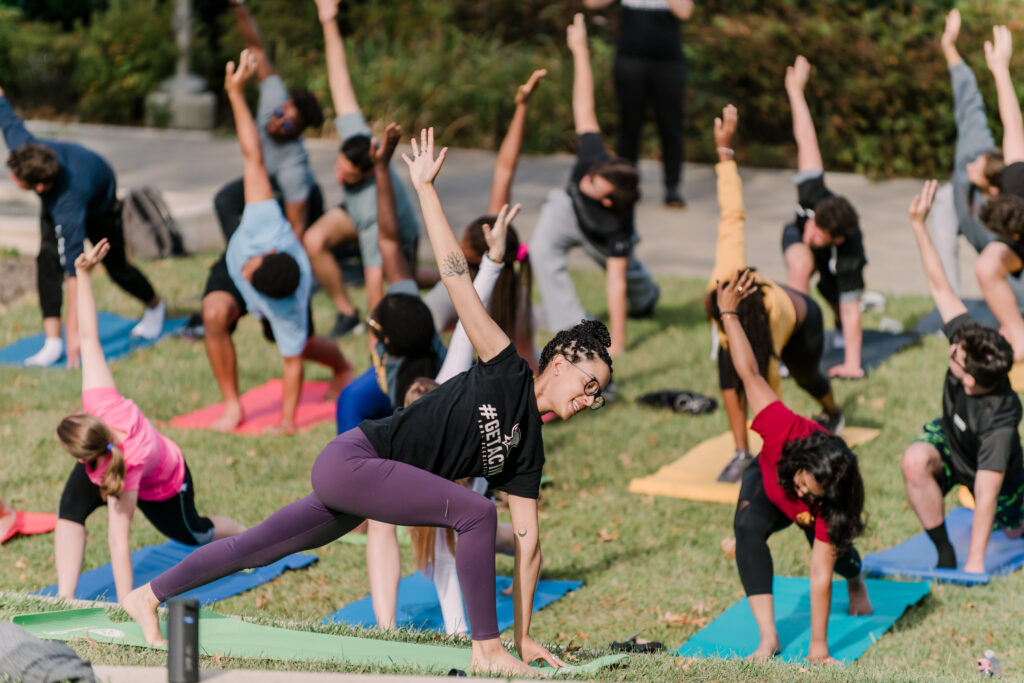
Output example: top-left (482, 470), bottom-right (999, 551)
top-left (124, 127), bottom-right (613, 678)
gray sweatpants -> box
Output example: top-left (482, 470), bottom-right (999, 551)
top-left (529, 188), bottom-right (658, 332)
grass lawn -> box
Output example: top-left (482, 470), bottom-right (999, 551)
top-left (0, 252), bottom-right (1018, 681)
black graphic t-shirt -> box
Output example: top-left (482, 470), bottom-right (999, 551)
top-left (567, 132), bottom-right (635, 259)
top-left (941, 314), bottom-right (1024, 495)
top-left (359, 344), bottom-right (545, 498)
top-left (787, 173), bottom-right (867, 304)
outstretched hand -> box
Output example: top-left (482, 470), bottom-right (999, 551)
top-left (401, 127), bottom-right (447, 189)
top-left (714, 104), bottom-right (738, 150)
top-left (785, 55), bottom-right (811, 93)
top-left (985, 25), bottom-right (1013, 73)
top-left (515, 69), bottom-right (548, 106)
top-left (75, 238), bottom-right (110, 274)
top-left (225, 49), bottom-right (258, 94)
top-left (908, 179), bottom-right (939, 226)
top-left (314, 0), bottom-right (339, 24)
top-left (941, 9), bottom-right (961, 49)
top-left (369, 123), bottom-right (402, 168)
top-left (567, 13), bottom-right (588, 54)
top-left (716, 268), bottom-right (758, 316)
top-left (483, 203), bottom-right (521, 263)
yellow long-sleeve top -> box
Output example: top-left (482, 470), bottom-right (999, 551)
top-left (706, 160), bottom-right (797, 394)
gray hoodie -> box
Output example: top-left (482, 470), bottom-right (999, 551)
top-left (951, 61), bottom-right (997, 252)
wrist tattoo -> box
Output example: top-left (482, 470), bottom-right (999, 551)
top-left (440, 251), bottom-right (469, 278)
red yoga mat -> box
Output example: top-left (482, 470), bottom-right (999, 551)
top-left (1, 511), bottom-right (58, 544)
top-left (169, 379), bottom-right (337, 435)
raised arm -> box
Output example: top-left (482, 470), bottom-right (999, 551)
top-left (403, 128), bottom-right (511, 362)
top-left (985, 26), bottom-right (1024, 164)
top-left (229, 0), bottom-right (274, 81)
top-left (785, 56), bottom-right (824, 172)
top-left (709, 105), bottom-right (748, 286)
top-left (716, 271), bottom-right (779, 414)
top-left (371, 123), bottom-right (413, 284)
top-left (315, 0), bottom-right (360, 117)
top-left (225, 50), bottom-right (274, 206)
top-left (948, 11), bottom-right (996, 167)
top-left (909, 179), bottom-right (968, 323)
top-left (487, 69), bottom-right (547, 213)
top-left (941, 9), bottom-right (963, 67)
top-left (0, 88), bottom-right (36, 151)
top-left (74, 240), bottom-right (116, 391)
top-left (568, 14), bottom-right (600, 135)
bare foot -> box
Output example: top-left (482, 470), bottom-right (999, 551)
top-left (746, 643), bottom-right (780, 661)
top-left (0, 503), bottom-right (16, 540)
top-left (324, 363), bottom-right (355, 403)
top-left (210, 402), bottom-right (244, 433)
top-left (121, 583), bottom-right (166, 646)
top-left (847, 576), bottom-right (874, 616)
top-left (471, 640), bottom-right (538, 677)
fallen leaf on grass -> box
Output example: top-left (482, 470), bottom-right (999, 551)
top-left (721, 537), bottom-right (736, 559)
top-left (226, 457), bottom-right (236, 467)
top-left (254, 594), bottom-right (269, 609)
top-left (598, 527), bottom-right (620, 542)
top-left (13, 557), bottom-right (26, 570)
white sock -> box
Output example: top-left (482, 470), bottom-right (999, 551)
top-left (24, 336), bottom-right (63, 367)
top-left (131, 301), bottom-right (166, 339)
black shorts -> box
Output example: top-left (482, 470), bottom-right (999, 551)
top-left (57, 462), bottom-right (215, 546)
top-left (203, 255), bottom-right (314, 342)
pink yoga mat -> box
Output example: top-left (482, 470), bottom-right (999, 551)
top-left (1, 511), bottom-right (57, 544)
top-left (169, 380), bottom-right (337, 435)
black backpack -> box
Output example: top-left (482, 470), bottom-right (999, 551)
top-left (122, 187), bottom-right (185, 259)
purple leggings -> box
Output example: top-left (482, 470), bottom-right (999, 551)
top-left (150, 429), bottom-right (500, 640)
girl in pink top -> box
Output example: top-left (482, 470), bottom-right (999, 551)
top-left (716, 270), bottom-right (872, 664)
top-left (54, 239), bottom-right (245, 604)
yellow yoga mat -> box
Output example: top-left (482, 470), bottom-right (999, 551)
top-left (1010, 362), bottom-right (1024, 392)
top-left (629, 426), bottom-right (880, 504)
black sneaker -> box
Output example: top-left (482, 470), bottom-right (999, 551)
top-left (628, 284), bottom-right (660, 319)
top-left (717, 449), bottom-right (754, 483)
top-left (664, 187), bottom-right (686, 209)
top-left (329, 310), bottom-right (362, 338)
top-left (812, 409), bottom-right (845, 435)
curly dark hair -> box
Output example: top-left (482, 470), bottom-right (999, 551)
top-left (704, 273), bottom-right (775, 388)
top-left (7, 143), bottom-right (60, 185)
top-left (372, 293), bottom-right (442, 402)
top-left (288, 86), bottom-right (324, 131)
top-left (980, 193), bottom-right (1024, 240)
top-left (538, 319), bottom-right (613, 375)
top-left (952, 321), bottom-right (1013, 389)
top-left (251, 252), bottom-right (300, 299)
top-left (813, 196), bottom-right (859, 240)
top-left (340, 134), bottom-right (373, 174)
top-left (461, 216), bottom-right (532, 340)
top-left (778, 429), bottom-right (866, 552)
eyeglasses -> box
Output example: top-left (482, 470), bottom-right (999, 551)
top-left (567, 360), bottom-right (605, 410)
top-left (273, 107), bottom-right (294, 131)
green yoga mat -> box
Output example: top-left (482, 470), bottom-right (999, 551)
top-left (13, 608), bottom-right (625, 676)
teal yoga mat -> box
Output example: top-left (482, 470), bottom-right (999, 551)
top-left (12, 608), bottom-right (626, 676)
top-left (677, 576), bottom-right (929, 663)
top-left (324, 573), bottom-right (583, 633)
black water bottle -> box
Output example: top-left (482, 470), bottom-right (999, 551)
top-left (168, 597), bottom-right (200, 683)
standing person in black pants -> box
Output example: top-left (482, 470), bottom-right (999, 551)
top-left (585, 0), bottom-right (694, 207)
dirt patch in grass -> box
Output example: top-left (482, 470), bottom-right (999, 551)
top-left (0, 256), bottom-right (35, 306)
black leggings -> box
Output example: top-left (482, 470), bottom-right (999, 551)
top-left (613, 55), bottom-right (686, 190)
top-left (57, 462), bottom-right (215, 546)
top-left (38, 201), bottom-right (155, 319)
top-left (734, 459), bottom-right (861, 596)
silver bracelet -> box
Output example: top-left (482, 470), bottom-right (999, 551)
top-left (717, 147), bottom-right (735, 156)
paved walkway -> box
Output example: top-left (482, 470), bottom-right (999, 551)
top-left (0, 120), bottom-right (979, 297)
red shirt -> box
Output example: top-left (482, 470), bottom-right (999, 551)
top-left (750, 401), bottom-right (829, 543)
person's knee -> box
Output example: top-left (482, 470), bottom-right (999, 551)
top-left (202, 297), bottom-right (238, 332)
top-left (977, 246), bottom-right (1013, 283)
top-left (902, 442), bottom-right (939, 483)
top-left (733, 503), bottom-right (764, 544)
top-left (303, 225), bottom-right (328, 254)
top-left (458, 495), bottom-right (497, 536)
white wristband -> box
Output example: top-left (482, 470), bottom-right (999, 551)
top-left (717, 147), bottom-right (735, 156)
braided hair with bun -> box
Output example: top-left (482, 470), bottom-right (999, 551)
top-left (538, 319), bottom-right (613, 375)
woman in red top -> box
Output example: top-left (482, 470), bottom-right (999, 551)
top-left (717, 270), bottom-right (872, 664)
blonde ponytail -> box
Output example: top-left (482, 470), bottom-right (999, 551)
top-left (56, 412), bottom-right (124, 500)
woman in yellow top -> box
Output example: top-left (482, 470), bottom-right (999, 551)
top-left (705, 105), bottom-right (843, 482)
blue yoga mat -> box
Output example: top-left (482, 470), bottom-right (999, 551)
top-left (0, 312), bottom-right (186, 367)
top-left (677, 576), bottom-right (929, 663)
top-left (324, 573), bottom-right (583, 633)
top-left (862, 507), bottom-right (1024, 585)
top-left (34, 539), bottom-right (317, 605)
